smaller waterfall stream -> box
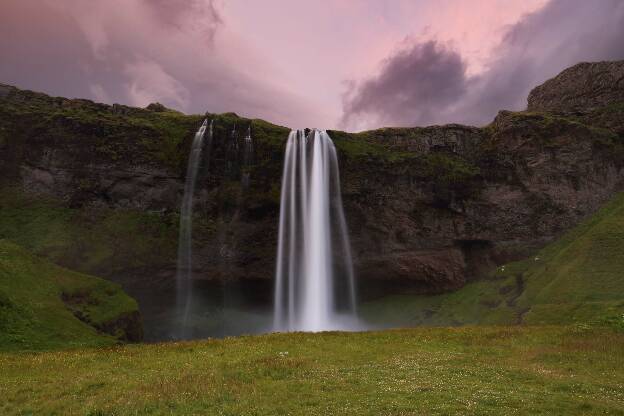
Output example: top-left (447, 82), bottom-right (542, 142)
top-left (176, 119), bottom-right (213, 338)
top-left (242, 126), bottom-right (253, 188)
top-left (273, 129), bottom-right (357, 332)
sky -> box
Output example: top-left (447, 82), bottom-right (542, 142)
top-left (1, 0), bottom-right (623, 131)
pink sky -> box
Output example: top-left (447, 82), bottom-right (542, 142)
top-left (223, 0), bottom-right (545, 117)
top-left (1, 0), bottom-right (623, 130)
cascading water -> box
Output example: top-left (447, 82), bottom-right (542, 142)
top-left (242, 126), bottom-right (253, 188)
top-left (176, 118), bottom-right (213, 338)
top-left (273, 129), bottom-right (357, 332)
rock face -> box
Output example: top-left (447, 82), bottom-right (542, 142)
top-left (1, 60), bottom-right (624, 298)
top-left (339, 111), bottom-right (624, 292)
top-left (528, 60), bottom-right (624, 112)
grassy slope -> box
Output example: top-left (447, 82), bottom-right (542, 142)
top-left (0, 240), bottom-right (138, 351)
top-left (361, 193), bottom-right (624, 328)
top-left (0, 326), bottom-right (622, 415)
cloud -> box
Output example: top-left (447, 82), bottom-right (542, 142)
top-left (89, 84), bottom-right (111, 103)
top-left (0, 0), bottom-right (326, 128)
top-left (124, 59), bottom-right (191, 109)
top-left (0, 0), bottom-right (95, 99)
top-left (341, 0), bottom-right (624, 130)
top-left (142, 0), bottom-right (222, 41)
top-left (341, 40), bottom-right (469, 130)
top-left (3, 0), bottom-right (623, 131)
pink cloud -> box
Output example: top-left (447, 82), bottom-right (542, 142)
top-left (2, 0), bottom-right (622, 131)
top-left (341, 0), bottom-right (624, 130)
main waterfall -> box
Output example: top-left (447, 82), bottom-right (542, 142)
top-left (273, 129), bottom-right (357, 332)
top-left (176, 118), bottom-right (212, 338)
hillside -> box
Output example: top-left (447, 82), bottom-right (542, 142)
top-left (0, 240), bottom-right (141, 350)
top-left (362, 192), bottom-right (624, 328)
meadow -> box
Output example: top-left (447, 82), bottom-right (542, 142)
top-left (1, 325), bottom-right (623, 415)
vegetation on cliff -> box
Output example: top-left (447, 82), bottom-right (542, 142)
top-left (0, 240), bottom-right (141, 351)
top-left (0, 186), bottom-right (179, 278)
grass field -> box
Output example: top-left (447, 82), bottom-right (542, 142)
top-left (1, 326), bottom-right (623, 415)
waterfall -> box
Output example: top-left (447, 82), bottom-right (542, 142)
top-left (176, 118), bottom-right (213, 338)
top-left (242, 126), bottom-right (253, 188)
top-left (273, 129), bottom-right (357, 332)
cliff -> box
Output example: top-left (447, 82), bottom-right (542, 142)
top-left (1, 60), bottom-right (623, 298)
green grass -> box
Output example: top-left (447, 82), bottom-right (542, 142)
top-left (0, 240), bottom-right (139, 351)
top-left (330, 129), bottom-right (416, 163)
top-left (0, 326), bottom-right (622, 415)
top-left (515, 191), bottom-right (624, 324)
top-left (362, 193), bottom-right (624, 328)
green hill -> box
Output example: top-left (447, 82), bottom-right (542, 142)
top-left (0, 240), bottom-right (141, 350)
top-left (362, 193), bottom-right (624, 329)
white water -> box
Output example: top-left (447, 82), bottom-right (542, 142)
top-left (273, 129), bottom-right (357, 332)
top-left (176, 119), bottom-right (212, 337)
top-left (242, 126), bottom-right (253, 188)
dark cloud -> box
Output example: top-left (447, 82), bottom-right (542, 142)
top-left (341, 41), bottom-right (469, 128)
top-left (341, 0), bottom-right (624, 130)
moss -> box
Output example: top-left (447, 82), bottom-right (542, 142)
top-left (0, 186), bottom-right (179, 276)
top-left (417, 153), bottom-right (480, 185)
top-left (486, 110), bottom-right (621, 147)
top-left (329, 129), bottom-right (416, 162)
top-left (250, 118), bottom-right (290, 149)
top-left (568, 101), bottom-right (624, 135)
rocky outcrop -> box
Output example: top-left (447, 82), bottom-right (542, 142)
top-left (1, 60), bottom-right (624, 298)
top-left (528, 60), bottom-right (624, 112)
top-left (61, 291), bottom-right (143, 342)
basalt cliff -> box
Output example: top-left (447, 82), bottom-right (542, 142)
top-left (1, 60), bottom-right (623, 300)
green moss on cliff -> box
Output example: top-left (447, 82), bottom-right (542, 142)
top-left (0, 240), bottom-right (140, 351)
top-left (485, 110), bottom-right (621, 149)
top-left (547, 101), bottom-right (624, 138)
top-left (330, 129), bottom-right (417, 162)
top-left (0, 187), bottom-right (179, 277)
top-left (417, 153), bottom-right (481, 186)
